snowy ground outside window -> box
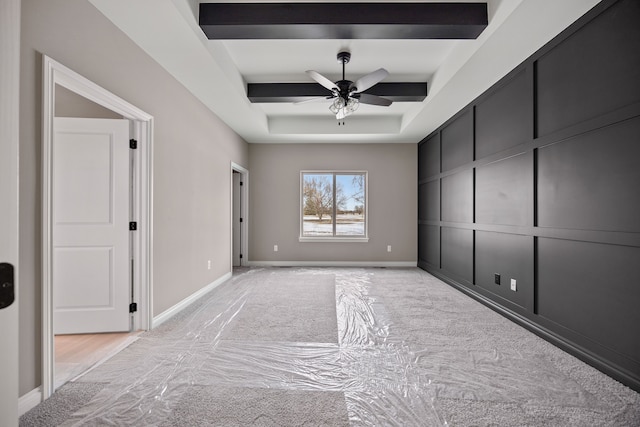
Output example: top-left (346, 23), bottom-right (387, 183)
top-left (303, 215), bottom-right (365, 236)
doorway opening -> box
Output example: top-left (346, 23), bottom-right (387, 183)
top-left (42, 55), bottom-right (154, 399)
top-left (231, 163), bottom-right (249, 270)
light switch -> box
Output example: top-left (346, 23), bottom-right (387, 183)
top-left (510, 279), bottom-right (517, 291)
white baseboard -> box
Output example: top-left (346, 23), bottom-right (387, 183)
top-left (152, 272), bottom-right (232, 328)
top-left (19, 387), bottom-right (42, 416)
top-left (247, 261), bottom-right (417, 268)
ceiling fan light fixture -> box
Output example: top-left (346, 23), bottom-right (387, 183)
top-left (329, 97), bottom-right (359, 120)
top-left (305, 51), bottom-right (390, 120)
top-left (329, 97), bottom-right (345, 115)
top-left (345, 97), bottom-right (359, 115)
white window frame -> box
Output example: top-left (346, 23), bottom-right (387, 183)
top-left (299, 170), bottom-right (369, 243)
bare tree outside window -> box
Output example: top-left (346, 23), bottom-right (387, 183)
top-left (302, 175), bottom-right (333, 223)
top-left (302, 172), bottom-right (367, 237)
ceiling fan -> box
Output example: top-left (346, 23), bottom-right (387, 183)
top-left (303, 51), bottom-right (393, 121)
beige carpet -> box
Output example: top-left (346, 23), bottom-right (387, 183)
top-left (20, 267), bottom-right (640, 426)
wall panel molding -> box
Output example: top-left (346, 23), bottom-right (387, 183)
top-left (418, 0), bottom-right (640, 392)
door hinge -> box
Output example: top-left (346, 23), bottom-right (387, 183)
top-left (239, 217), bottom-right (243, 223)
top-left (129, 221), bottom-right (137, 231)
top-left (239, 254), bottom-right (243, 259)
top-left (240, 181), bottom-right (243, 186)
top-left (129, 302), bottom-right (137, 313)
top-left (129, 139), bottom-right (137, 149)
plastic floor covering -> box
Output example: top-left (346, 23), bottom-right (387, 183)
top-left (20, 267), bottom-right (640, 426)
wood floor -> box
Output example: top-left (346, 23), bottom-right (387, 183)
top-left (55, 331), bottom-right (140, 389)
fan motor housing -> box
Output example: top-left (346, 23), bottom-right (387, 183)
top-left (336, 79), bottom-right (354, 98)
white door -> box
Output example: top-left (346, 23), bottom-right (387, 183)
top-left (1, 0), bottom-right (21, 423)
top-left (53, 118), bottom-right (131, 334)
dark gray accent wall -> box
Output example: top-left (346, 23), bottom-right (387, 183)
top-left (441, 227), bottom-right (473, 285)
top-left (475, 70), bottom-right (531, 158)
top-left (476, 153), bottom-right (532, 227)
top-left (537, 117), bottom-right (640, 232)
top-left (441, 110), bottom-right (473, 172)
top-left (441, 169), bottom-right (473, 223)
top-left (417, 0), bottom-right (640, 392)
top-left (475, 231), bottom-right (533, 312)
top-left (535, 0), bottom-right (640, 137)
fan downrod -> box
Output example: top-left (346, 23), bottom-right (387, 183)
top-left (336, 51), bottom-right (352, 91)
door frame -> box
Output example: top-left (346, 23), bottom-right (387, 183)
top-left (42, 55), bottom-right (154, 399)
top-left (230, 163), bottom-right (249, 268)
top-left (0, 0), bottom-right (21, 423)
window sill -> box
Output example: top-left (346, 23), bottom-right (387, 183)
top-left (299, 237), bottom-right (369, 243)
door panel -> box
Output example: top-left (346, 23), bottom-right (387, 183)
top-left (54, 132), bottom-right (113, 224)
top-left (54, 248), bottom-right (113, 308)
top-left (53, 118), bottom-right (130, 334)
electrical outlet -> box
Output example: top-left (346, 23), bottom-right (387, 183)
top-left (494, 273), bottom-right (501, 285)
top-left (274, 245), bottom-right (278, 252)
top-left (510, 278), bottom-right (517, 291)
top-left (387, 245), bottom-right (392, 252)
top-left (207, 260), bottom-right (211, 270)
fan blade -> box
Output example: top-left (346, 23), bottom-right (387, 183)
top-left (294, 96), bottom-right (334, 105)
top-left (352, 68), bottom-right (389, 93)
top-left (357, 93), bottom-right (393, 107)
top-left (306, 70), bottom-right (337, 91)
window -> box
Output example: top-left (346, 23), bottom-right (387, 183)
top-left (300, 171), bottom-right (368, 241)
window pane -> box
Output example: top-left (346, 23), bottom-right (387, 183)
top-left (336, 174), bottom-right (365, 236)
top-left (302, 174), bottom-right (334, 236)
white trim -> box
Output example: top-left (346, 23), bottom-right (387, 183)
top-left (41, 55), bottom-right (154, 400)
top-left (152, 272), bottom-right (232, 328)
top-left (299, 237), bottom-right (369, 243)
top-left (300, 170), bottom-right (368, 240)
top-left (131, 119), bottom-right (154, 334)
top-left (247, 261), bottom-right (417, 268)
top-left (18, 387), bottom-right (42, 417)
top-left (0, 0), bottom-right (21, 424)
top-left (230, 162), bottom-right (249, 268)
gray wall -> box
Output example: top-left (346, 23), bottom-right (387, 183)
top-left (249, 143), bottom-right (417, 264)
top-left (418, 0), bottom-right (640, 391)
top-left (55, 84), bottom-right (122, 118)
top-left (19, 0), bottom-right (248, 395)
